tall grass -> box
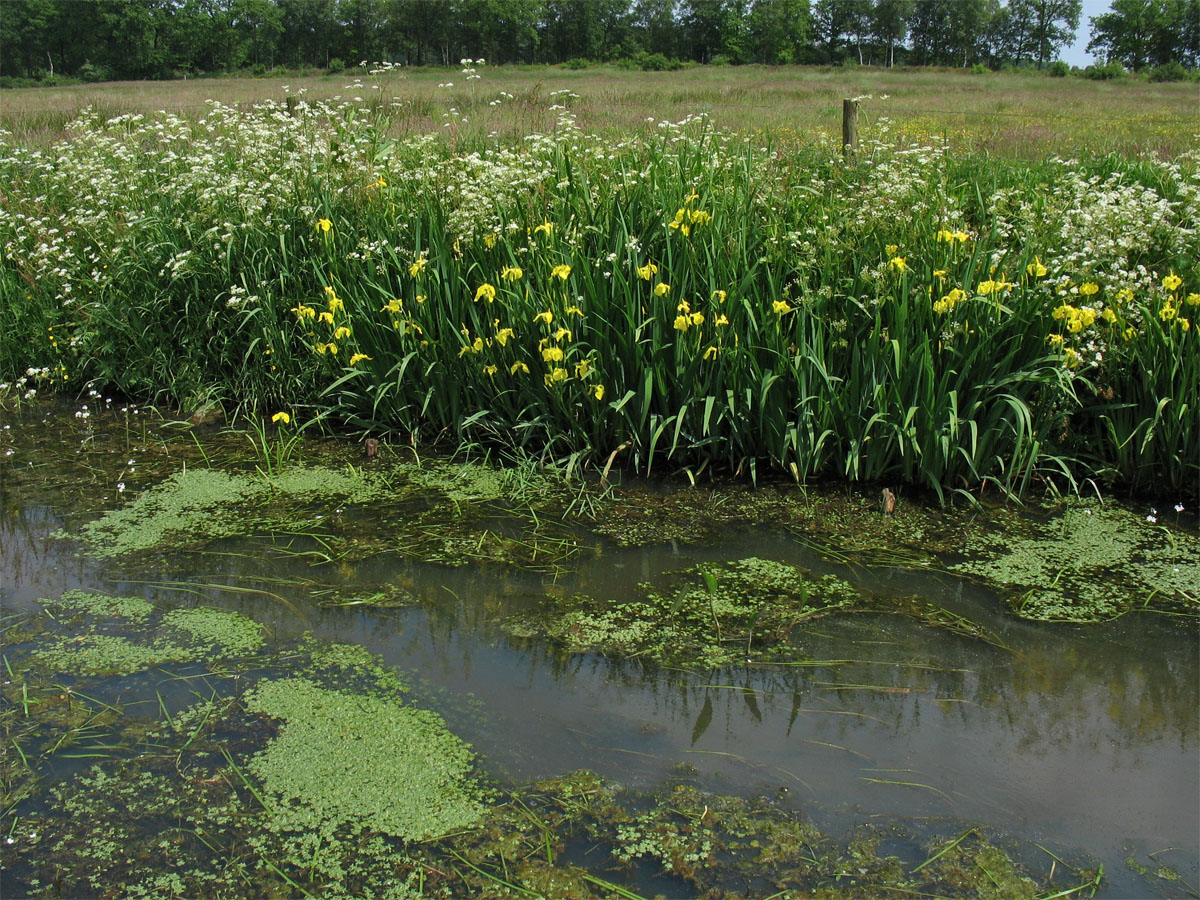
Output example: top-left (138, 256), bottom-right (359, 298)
top-left (1, 95), bottom-right (1196, 498)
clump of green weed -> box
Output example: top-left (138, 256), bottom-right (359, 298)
top-left (516, 557), bottom-right (861, 666)
top-left (955, 501), bottom-right (1200, 621)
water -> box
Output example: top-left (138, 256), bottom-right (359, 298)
top-left (1, 402), bottom-right (1196, 898)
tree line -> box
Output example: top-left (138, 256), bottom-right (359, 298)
top-left (2, 0), bottom-right (1196, 83)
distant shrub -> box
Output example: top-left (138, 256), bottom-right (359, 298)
top-left (709, 54), bottom-right (731, 66)
top-left (636, 52), bottom-right (682, 71)
top-left (1087, 61), bottom-right (1126, 80)
top-left (1148, 61), bottom-right (1188, 82)
top-left (251, 63), bottom-right (269, 77)
top-left (78, 62), bottom-right (111, 83)
top-left (327, 58), bottom-right (345, 74)
top-left (613, 57), bottom-right (638, 70)
top-left (1048, 60), bottom-right (1070, 77)
top-left (970, 62), bottom-right (990, 74)
top-left (562, 58), bottom-right (589, 70)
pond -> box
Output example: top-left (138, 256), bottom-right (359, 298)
top-left (1, 400), bottom-right (1197, 899)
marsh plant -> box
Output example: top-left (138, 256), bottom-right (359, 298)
top-left (1, 95), bottom-right (1196, 497)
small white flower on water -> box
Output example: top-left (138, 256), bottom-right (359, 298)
top-left (117, 483), bottom-right (125, 493)
top-left (1146, 515), bottom-right (1157, 523)
top-left (1175, 504), bottom-right (1185, 513)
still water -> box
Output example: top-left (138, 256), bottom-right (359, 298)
top-left (1, 404), bottom-right (1196, 898)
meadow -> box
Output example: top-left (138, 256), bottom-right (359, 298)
top-left (1, 64), bottom-right (1197, 499)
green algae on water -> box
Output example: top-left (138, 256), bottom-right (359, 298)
top-left (72, 465), bottom-right (391, 558)
top-left (512, 557), bottom-right (862, 666)
top-left (47, 589), bottom-right (153, 622)
top-left (160, 607), bottom-right (265, 655)
top-left (243, 677), bottom-right (483, 842)
top-left (954, 502), bottom-right (1200, 622)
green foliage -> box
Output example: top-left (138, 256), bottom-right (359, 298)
top-left (1048, 60), bottom-right (1070, 77)
top-left (1086, 60), bottom-right (1127, 80)
top-left (1148, 61), bottom-right (1189, 82)
top-left (3, 99), bottom-right (1196, 498)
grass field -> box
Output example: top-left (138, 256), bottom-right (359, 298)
top-left (2, 66), bottom-right (1197, 500)
top-left (2, 63), bottom-right (1197, 157)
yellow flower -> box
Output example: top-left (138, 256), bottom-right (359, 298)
top-left (688, 209), bottom-right (711, 226)
top-left (773, 300), bottom-right (792, 314)
top-left (952, 230), bottom-right (970, 243)
top-left (349, 353), bottom-right (371, 365)
top-left (333, 326), bottom-right (351, 340)
top-left (935, 230), bottom-right (953, 242)
top-left (714, 314), bottom-right (729, 326)
top-left (566, 305), bottom-right (584, 317)
top-left (1052, 304), bottom-right (1072, 321)
top-left (711, 290), bottom-right (727, 303)
top-left (933, 269), bottom-right (948, 278)
top-left (483, 233), bottom-right (497, 248)
top-left (1101, 308), bottom-right (1117, 323)
top-left (495, 327), bottom-right (515, 347)
top-left (654, 283), bottom-right (671, 297)
top-left (316, 218), bottom-right (333, 233)
top-left (511, 361), bottom-right (530, 375)
top-left (1162, 271), bottom-right (1182, 291)
top-left (575, 359), bottom-right (592, 378)
top-left (553, 327), bottom-right (572, 342)
top-left (551, 264), bottom-right (572, 281)
top-left (1160, 303), bottom-right (1177, 321)
top-left (501, 266), bottom-right (523, 282)
top-left (885, 244), bottom-right (899, 256)
top-left (1180, 318), bottom-right (1191, 331)
top-left (409, 257), bottom-right (427, 277)
top-left (1063, 347), bottom-right (1079, 368)
top-left (703, 345), bottom-right (719, 360)
top-left (1047, 333), bottom-right (1064, 345)
top-left (474, 283), bottom-right (496, 303)
top-left (542, 346), bottom-right (564, 363)
top-left (327, 342), bottom-right (339, 355)
top-left (637, 262), bottom-right (658, 281)
top-left (291, 303), bottom-right (316, 320)
top-left (888, 256), bottom-right (906, 273)
top-left (1067, 315), bottom-right (1083, 333)
top-left (1117, 288), bottom-right (1135, 303)
top-left (415, 294), bottom-right (427, 304)
top-left (1186, 293), bottom-right (1200, 306)
top-left (318, 311), bottom-right (335, 325)
top-left (534, 310), bottom-right (553, 325)
top-left (690, 311), bottom-right (704, 326)
top-left (1077, 308), bottom-right (1097, 327)
top-left (1026, 257), bottom-right (1048, 278)
top-left (483, 364), bottom-right (498, 376)
top-left (673, 314), bottom-right (690, 332)
top-left (372, 175), bottom-right (386, 188)
top-left (271, 411), bottom-right (291, 424)
top-left (591, 384), bottom-right (605, 401)
top-left (676, 299), bottom-right (691, 314)
top-left (380, 298), bottom-right (402, 314)
top-left (1079, 282), bottom-right (1099, 296)
top-left (947, 288), bottom-right (967, 305)
top-left (545, 367), bottom-right (568, 385)
top-left (1124, 326), bottom-right (1137, 340)
top-left (977, 280), bottom-right (999, 296)
top-left (533, 220), bottom-right (554, 236)
top-left (933, 298), bottom-right (951, 315)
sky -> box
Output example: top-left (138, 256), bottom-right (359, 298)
top-left (1060, 0), bottom-right (1114, 67)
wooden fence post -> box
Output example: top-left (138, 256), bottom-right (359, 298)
top-left (842, 98), bottom-right (858, 162)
